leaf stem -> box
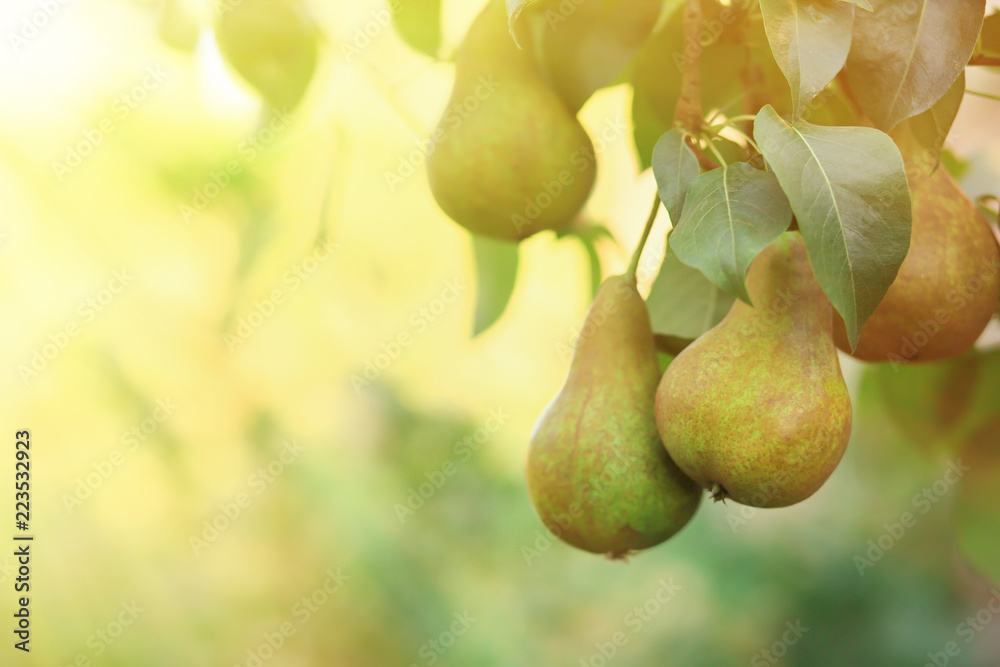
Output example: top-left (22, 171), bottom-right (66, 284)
top-left (704, 140), bottom-right (728, 169)
top-left (967, 89), bottom-right (1000, 102)
top-left (626, 194), bottom-right (661, 281)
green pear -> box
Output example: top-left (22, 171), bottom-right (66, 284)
top-left (833, 166), bottom-right (1000, 363)
top-left (655, 234), bottom-right (852, 508)
top-left (427, 0), bottom-right (596, 241)
top-left (214, 0), bottom-right (319, 111)
top-left (527, 275), bottom-right (701, 557)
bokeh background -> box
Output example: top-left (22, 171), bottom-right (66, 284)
top-left (2, 0), bottom-right (1000, 665)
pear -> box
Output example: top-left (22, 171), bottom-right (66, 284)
top-left (214, 0), bottom-right (319, 111)
top-left (655, 234), bottom-right (852, 508)
top-left (833, 166), bottom-right (1000, 363)
top-left (527, 274), bottom-right (701, 557)
top-left (427, 0), bottom-right (596, 241)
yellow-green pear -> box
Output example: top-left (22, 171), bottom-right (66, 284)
top-left (655, 234), bottom-right (852, 508)
top-left (427, 0), bottom-right (596, 241)
top-left (527, 274), bottom-right (701, 557)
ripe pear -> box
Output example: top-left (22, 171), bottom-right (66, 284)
top-left (833, 166), bottom-right (1000, 363)
top-left (427, 0), bottom-right (596, 241)
top-left (655, 234), bottom-right (852, 508)
top-left (527, 275), bottom-right (701, 557)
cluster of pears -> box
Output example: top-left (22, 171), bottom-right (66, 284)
top-left (527, 159), bottom-right (1000, 557)
top-left (426, 0), bottom-right (596, 241)
top-left (527, 233), bottom-right (853, 556)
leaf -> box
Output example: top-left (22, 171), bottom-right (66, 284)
top-left (753, 105), bottom-right (912, 348)
top-left (846, 0), bottom-right (985, 131)
top-left (509, 0), bottom-right (663, 111)
top-left (651, 129), bottom-right (700, 225)
top-left (759, 0), bottom-right (855, 119)
top-left (472, 235), bottom-right (519, 336)
top-left (569, 225), bottom-right (616, 299)
top-left (646, 237), bottom-right (735, 340)
top-left (842, 0), bottom-right (873, 9)
top-left (890, 71), bottom-right (966, 175)
top-left (393, 0), bottom-right (442, 59)
top-left (670, 163), bottom-right (793, 303)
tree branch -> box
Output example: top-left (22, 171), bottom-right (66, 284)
top-left (674, 0), bottom-right (703, 133)
top-left (968, 54), bottom-right (1000, 67)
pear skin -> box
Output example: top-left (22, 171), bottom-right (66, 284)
top-left (655, 234), bottom-right (852, 508)
top-left (426, 0), bottom-right (596, 241)
top-left (527, 275), bottom-right (701, 557)
top-left (214, 0), bottom-right (318, 112)
top-left (833, 166), bottom-right (1000, 363)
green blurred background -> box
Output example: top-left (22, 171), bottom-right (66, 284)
top-left (2, 0), bottom-right (1000, 665)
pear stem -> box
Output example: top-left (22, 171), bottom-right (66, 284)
top-left (626, 194), bottom-right (661, 282)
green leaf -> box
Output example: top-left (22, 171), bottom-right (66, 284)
top-left (846, 0), bottom-right (985, 131)
top-left (510, 0), bottom-right (663, 111)
top-left (890, 71), bottom-right (966, 174)
top-left (393, 0), bottom-right (442, 59)
top-left (759, 0), bottom-right (855, 119)
top-left (670, 163), bottom-right (793, 304)
top-left (570, 225), bottom-right (615, 299)
top-left (646, 237), bottom-right (735, 340)
top-left (651, 129), bottom-right (700, 225)
top-left (753, 105), bottom-right (912, 349)
top-left (472, 235), bottom-right (519, 336)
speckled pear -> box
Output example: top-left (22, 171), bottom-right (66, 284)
top-left (527, 274), bottom-right (701, 557)
top-left (426, 0), bottom-right (596, 241)
top-left (655, 234), bottom-right (852, 508)
top-left (833, 166), bottom-right (1000, 363)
